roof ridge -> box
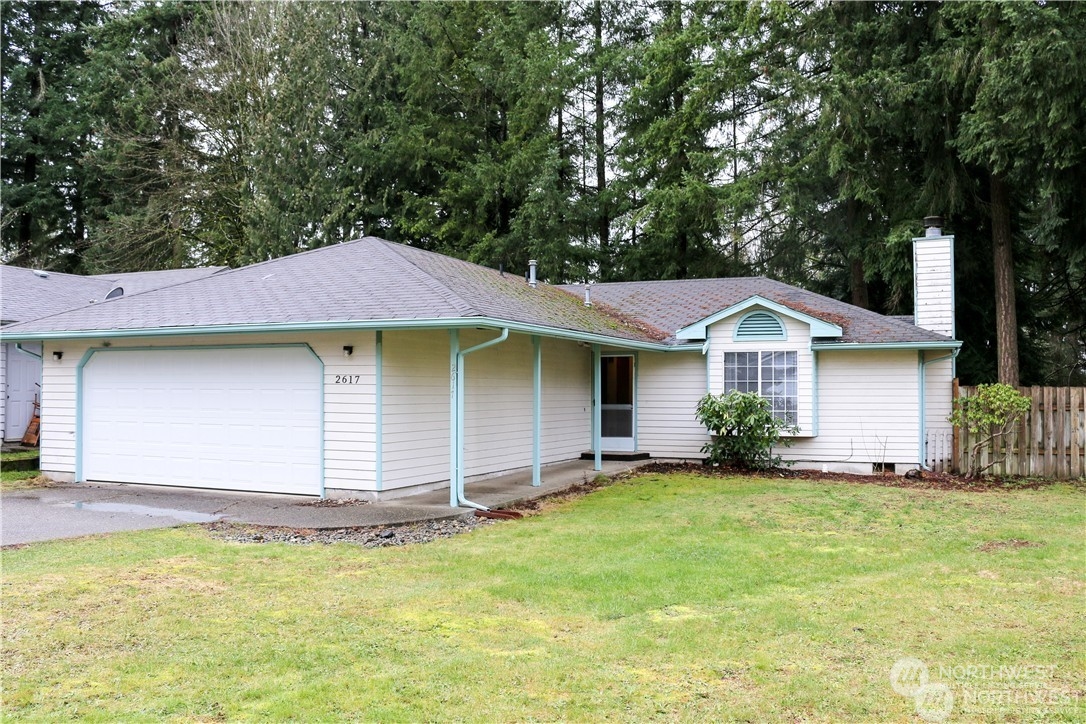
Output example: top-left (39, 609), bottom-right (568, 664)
top-left (373, 239), bottom-right (480, 317)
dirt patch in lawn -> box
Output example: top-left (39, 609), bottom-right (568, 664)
top-left (634, 461), bottom-right (1085, 493)
top-left (976, 538), bottom-right (1044, 553)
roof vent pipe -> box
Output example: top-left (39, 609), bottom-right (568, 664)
top-left (528, 259), bottom-right (538, 288)
top-left (923, 215), bottom-right (944, 237)
top-left (584, 283), bottom-right (592, 307)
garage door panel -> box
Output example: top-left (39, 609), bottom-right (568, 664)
top-left (83, 347), bottom-right (321, 495)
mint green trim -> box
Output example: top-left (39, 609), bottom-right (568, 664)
top-left (677, 295), bottom-right (842, 341)
top-left (15, 342), bottom-right (42, 359)
top-left (0, 316), bottom-right (703, 353)
top-left (375, 330), bottom-right (383, 492)
top-left (732, 310), bottom-right (787, 341)
top-left (532, 335), bottom-right (542, 487)
top-left (449, 330), bottom-right (459, 508)
top-left (74, 343), bottom-right (325, 495)
top-left (592, 344), bottom-right (602, 471)
top-left (452, 328), bottom-right (510, 509)
top-left (811, 350), bottom-right (819, 436)
top-left (811, 341), bottom-right (962, 352)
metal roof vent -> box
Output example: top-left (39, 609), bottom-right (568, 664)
top-left (584, 284), bottom-right (592, 307)
top-left (33, 269), bottom-right (49, 278)
top-left (105, 286), bottom-right (124, 300)
top-left (924, 215), bottom-right (944, 237)
top-left (527, 259), bottom-right (538, 288)
top-left (735, 311), bottom-right (786, 340)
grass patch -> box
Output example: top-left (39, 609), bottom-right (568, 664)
top-left (1, 449), bottom-right (40, 462)
top-left (2, 474), bottom-right (1083, 721)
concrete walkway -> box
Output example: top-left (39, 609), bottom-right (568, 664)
top-left (1, 459), bottom-right (645, 545)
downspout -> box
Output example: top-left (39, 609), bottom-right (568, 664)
top-left (453, 328), bottom-right (510, 510)
top-left (918, 348), bottom-right (961, 469)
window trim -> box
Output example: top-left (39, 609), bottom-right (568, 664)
top-left (722, 350), bottom-right (798, 425)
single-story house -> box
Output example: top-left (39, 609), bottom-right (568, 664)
top-left (0, 265), bottom-right (223, 442)
top-left (0, 226), bottom-right (959, 507)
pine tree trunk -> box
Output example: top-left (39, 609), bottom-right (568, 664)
top-left (990, 171), bottom-right (1019, 385)
top-left (846, 198), bottom-right (869, 308)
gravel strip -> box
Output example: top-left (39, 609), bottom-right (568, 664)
top-left (203, 516), bottom-right (497, 548)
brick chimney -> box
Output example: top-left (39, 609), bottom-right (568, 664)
top-left (912, 216), bottom-right (955, 338)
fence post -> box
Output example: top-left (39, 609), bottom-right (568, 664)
top-left (951, 378), bottom-right (960, 474)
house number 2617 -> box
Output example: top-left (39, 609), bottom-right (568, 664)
top-left (334, 375), bottom-right (360, 384)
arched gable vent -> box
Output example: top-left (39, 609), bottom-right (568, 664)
top-left (734, 311), bottom-right (786, 340)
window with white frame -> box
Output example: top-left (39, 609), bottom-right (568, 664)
top-left (723, 351), bottom-right (798, 424)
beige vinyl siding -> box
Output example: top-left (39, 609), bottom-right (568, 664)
top-left (0, 342), bottom-right (6, 439)
top-left (540, 337), bottom-right (591, 462)
top-left (707, 312), bottom-right (814, 434)
top-left (787, 350), bottom-right (920, 464)
top-left (913, 236), bottom-right (954, 337)
top-left (39, 332), bottom-right (377, 491)
top-left (381, 330), bottom-right (451, 490)
top-left (638, 350), bottom-right (707, 458)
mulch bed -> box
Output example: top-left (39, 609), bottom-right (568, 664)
top-left (632, 461), bottom-right (1085, 493)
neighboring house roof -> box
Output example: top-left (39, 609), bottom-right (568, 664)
top-left (0, 238), bottom-right (661, 344)
top-left (1, 238), bottom-right (955, 349)
top-left (1, 267), bottom-right (114, 325)
top-left (0, 264), bottom-right (224, 326)
top-left (559, 277), bottom-right (953, 346)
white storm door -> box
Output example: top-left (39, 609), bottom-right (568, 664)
top-left (82, 346), bottom-right (322, 495)
top-left (4, 342), bottom-right (41, 441)
top-left (600, 355), bottom-right (635, 452)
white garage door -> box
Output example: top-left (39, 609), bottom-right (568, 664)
top-left (83, 347), bottom-right (322, 495)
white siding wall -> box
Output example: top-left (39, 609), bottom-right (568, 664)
top-left (787, 350), bottom-right (920, 464)
top-left (382, 330), bottom-right (591, 490)
top-left (924, 353), bottom-right (954, 466)
top-left (539, 337), bottom-right (592, 464)
top-left (464, 333), bottom-right (590, 477)
top-left (381, 330), bottom-right (452, 490)
top-left (706, 312), bottom-right (814, 434)
top-left (638, 350), bottom-right (707, 458)
top-left (913, 235), bottom-right (955, 338)
top-left (39, 332), bottom-right (377, 490)
top-left (0, 342), bottom-right (6, 440)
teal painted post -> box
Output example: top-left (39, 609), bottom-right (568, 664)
top-left (592, 344), bottom-right (602, 471)
top-left (532, 335), bottom-right (542, 486)
top-left (375, 331), bottom-right (383, 492)
top-left (449, 330), bottom-right (460, 507)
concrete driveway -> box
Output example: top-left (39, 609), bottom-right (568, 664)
top-left (1, 460), bottom-right (642, 546)
top-left (0, 482), bottom-right (460, 546)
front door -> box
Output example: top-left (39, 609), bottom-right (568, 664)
top-left (600, 355), bottom-right (635, 452)
top-left (4, 343), bottom-right (41, 441)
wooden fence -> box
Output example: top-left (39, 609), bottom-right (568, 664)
top-left (954, 384), bottom-right (1086, 479)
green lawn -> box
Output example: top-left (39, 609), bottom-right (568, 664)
top-left (3, 473), bottom-right (1083, 721)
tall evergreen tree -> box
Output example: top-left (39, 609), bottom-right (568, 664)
top-left (1, 0), bottom-right (102, 270)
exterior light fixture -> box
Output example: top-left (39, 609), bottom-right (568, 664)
top-left (343, 345), bottom-right (353, 358)
top-left (52, 351), bottom-right (63, 361)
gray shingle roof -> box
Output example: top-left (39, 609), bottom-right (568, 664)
top-left (2, 239), bottom-right (955, 348)
top-left (0, 238), bottom-right (659, 343)
top-left (559, 277), bottom-right (954, 345)
top-left (1, 264), bottom-right (224, 326)
top-left (1, 266), bottom-right (113, 324)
